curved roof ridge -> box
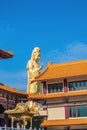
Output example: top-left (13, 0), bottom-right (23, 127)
top-left (36, 59), bottom-right (87, 79)
top-left (33, 59), bottom-right (87, 82)
top-left (50, 59), bottom-right (87, 67)
top-left (0, 49), bottom-right (13, 59)
top-left (0, 83), bottom-right (25, 94)
top-left (35, 66), bottom-right (49, 80)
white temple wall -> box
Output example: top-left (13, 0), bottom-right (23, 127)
top-left (47, 107), bottom-right (65, 120)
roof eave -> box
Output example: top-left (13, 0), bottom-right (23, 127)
top-left (32, 74), bottom-right (87, 83)
top-left (0, 49), bottom-right (13, 59)
top-left (41, 118), bottom-right (87, 127)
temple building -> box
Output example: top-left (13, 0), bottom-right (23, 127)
top-left (28, 60), bottom-right (87, 130)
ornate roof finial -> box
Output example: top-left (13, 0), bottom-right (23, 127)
top-left (47, 61), bottom-right (53, 67)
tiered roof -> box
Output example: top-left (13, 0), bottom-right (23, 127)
top-left (0, 49), bottom-right (13, 59)
top-left (0, 83), bottom-right (26, 95)
top-left (35, 60), bottom-right (87, 81)
top-left (28, 90), bottom-right (87, 99)
top-left (41, 118), bottom-right (87, 127)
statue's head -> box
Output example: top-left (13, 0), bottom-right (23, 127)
top-left (31, 47), bottom-right (40, 62)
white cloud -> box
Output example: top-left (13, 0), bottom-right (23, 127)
top-left (42, 42), bottom-right (87, 67)
top-left (66, 42), bottom-right (87, 55)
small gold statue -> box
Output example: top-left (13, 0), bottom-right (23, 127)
top-left (4, 101), bottom-right (42, 115)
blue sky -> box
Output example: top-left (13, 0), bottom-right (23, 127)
top-left (0, 0), bottom-right (87, 91)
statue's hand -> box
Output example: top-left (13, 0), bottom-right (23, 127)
top-left (39, 64), bottom-right (43, 70)
top-left (41, 63), bottom-right (43, 68)
top-left (39, 65), bottom-right (42, 70)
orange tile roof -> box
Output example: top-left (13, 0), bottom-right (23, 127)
top-left (35, 60), bottom-right (87, 81)
top-left (41, 118), bottom-right (87, 127)
top-left (0, 49), bottom-right (13, 59)
top-left (0, 83), bottom-right (26, 95)
top-left (28, 90), bottom-right (87, 99)
top-left (28, 93), bottom-right (45, 99)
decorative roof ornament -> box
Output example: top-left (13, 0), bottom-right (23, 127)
top-left (47, 61), bottom-right (53, 67)
top-left (4, 100), bottom-right (42, 115)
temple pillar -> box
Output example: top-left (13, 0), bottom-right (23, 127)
top-left (23, 118), bottom-right (26, 129)
top-left (4, 96), bottom-right (9, 126)
top-left (23, 117), bottom-right (27, 129)
top-left (64, 126), bottom-right (70, 130)
top-left (43, 100), bottom-right (47, 130)
top-left (64, 79), bottom-right (68, 92)
top-left (11, 117), bottom-right (14, 128)
top-left (43, 82), bottom-right (47, 94)
top-left (15, 97), bottom-right (17, 107)
top-left (65, 104), bottom-right (69, 119)
top-left (30, 117), bottom-right (32, 130)
top-left (64, 79), bottom-right (69, 119)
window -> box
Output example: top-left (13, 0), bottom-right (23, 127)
top-left (77, 82), bottom-right (80, 90)
top-left (68, 80), bottom-right (87, 91)
top-left (69, 105), bottom-right (87, 117)
top-left (48, 83), bottom-right (63, 93)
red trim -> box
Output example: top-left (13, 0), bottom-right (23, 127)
top-left (6, 97), bottom-right (9, 110)
top-left (0, 49), bottom-right (13, 59)
top-left (65, 104), bottom-right (69, 119)
top-left (64, 79), bottom-right (68, 92)
top-left (43, 82), bottom-right (47, 94)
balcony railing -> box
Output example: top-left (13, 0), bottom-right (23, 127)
top-left (0, 126), bottom-right (44, 130)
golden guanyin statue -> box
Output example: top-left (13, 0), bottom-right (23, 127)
top-left (26, 47), bottom-right (43, 93)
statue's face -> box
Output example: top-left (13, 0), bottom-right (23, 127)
top-left (34, 51), bottom-right (40, 62)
